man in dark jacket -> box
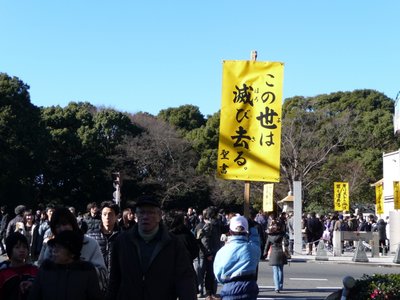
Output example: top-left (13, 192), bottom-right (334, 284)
top-left (84, 202), bottom-right (101, 233)
top-left (87, 201), bottom-right (121, 278)
top-left (106, 195), bottom-right (197, 300)
top-left (305, 212), bottom-right (323, 255)
top-left (195, 206), bottom-right (223, 300)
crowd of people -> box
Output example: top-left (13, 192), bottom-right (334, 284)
top-left (0, 200), bottom-right (389, 300)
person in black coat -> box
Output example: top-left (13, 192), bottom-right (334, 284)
top-left (375, 218), bottom-right (387, 254)
top-left (29, 230), bottom-right (103, 300)
top-left (106, 195), bottom-right (197, 300)
top-left (305, 212), bottom-right (323, 255)
top-left (267, 219), bottom-right (287, 293)
top-left (164, 210), bottom-right (199, 261)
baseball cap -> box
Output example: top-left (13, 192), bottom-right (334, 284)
top-left (229, 215), bottom-right (249, 233)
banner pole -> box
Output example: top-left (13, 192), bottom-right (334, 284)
top-left (243, 50), bottom-right (258, 217)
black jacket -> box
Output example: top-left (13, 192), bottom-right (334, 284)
top-left (106, 224), bottom-right (197, 300)
top-left (87, 226), bottom-right (121, 276)
top-left (28, 260), bottom-right (104, 300)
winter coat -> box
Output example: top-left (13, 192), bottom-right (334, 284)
top-left (213, 227), bottom-right (260, 283)
top-left (84, 214), bottom-right (102, 233)
top-left (169, 224), bottom-right (199, 261)
top-left (5, 215), bottom-right (24, 238)
top-left (28, 260), bottom-right (104, 300)
top-left (0, 261), bottom-right (38, 300)
top-left (267, 233), bottom-right (287, 266)
top-left (39, 234), bottom-right (108, 293)
top-left (305, 217), bottom-right (323, 242)
top-left (106, 224), bottom-right (197, 300)
top-left (196, 219), bottom-right (222, 258)
top-left (375, 219), bottom-right (387, 241)
top-left (87, 226), bottom-right (121, 276)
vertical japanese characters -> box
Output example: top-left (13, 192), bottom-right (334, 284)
top-left (217, 60), bottom-right (284, 182)
top-left (334, 182), bottom-right (350, 212)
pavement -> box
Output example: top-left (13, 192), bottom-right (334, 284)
top-left (290, 248), bottom-right (400, 267)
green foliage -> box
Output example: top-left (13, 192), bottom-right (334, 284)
top-left (186, 112), bottom-right (220, 174)
top-left (281, 89), bottom-right (398, 209)
top-left (158, 104), bottom-right (206, 133)
top-left (2, 70), bottom-right (400, 212)
top-left (39, 102), bottom-right (140, 210)
top-left (348, 273), bottom-right (400, 299)
top-left (0, 73), bottom-right (48, 206)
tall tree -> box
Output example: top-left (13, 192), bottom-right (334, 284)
top-left (0, 73), bottom-right (48, 207)
top-left (186, 111), bottom-right (220, 174)
top-left (158, 104), bottom-right (206, 133)
top-left (281, 90), bottom-right (397, 211)
top-left (40, 102), bottom-right (139, 210)
top-left (116, 112), bottom-right (211, 210)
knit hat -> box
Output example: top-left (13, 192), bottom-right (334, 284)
top-left (48, 230), bottom-right (83, 259)
top-left (229, 215), bottom-right (249, 233)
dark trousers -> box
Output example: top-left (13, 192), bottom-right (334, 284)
top-left (194, 256), bottom-right (205, 295)
top-left (204, 257), bottom-right (217, 295)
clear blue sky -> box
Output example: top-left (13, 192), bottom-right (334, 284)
top-left (1, 1), bottom-right (399, 117)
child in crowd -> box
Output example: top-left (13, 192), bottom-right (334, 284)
top-left (28, 230), bottom-right (104, 300)
top-left (0, 232), bottom-right (38, 300)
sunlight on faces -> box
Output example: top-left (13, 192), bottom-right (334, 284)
top-left (136, 205), bottom-right (161, 233)
top-left (101, 207), bottom-right (118, 229)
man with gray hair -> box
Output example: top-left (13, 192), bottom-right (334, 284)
top-left (106, 195), bottom-right (197, 300)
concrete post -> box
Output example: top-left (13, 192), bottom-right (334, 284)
top-left (293, 181), bottom-right (302, 255)
top-left (333, 231), bottom-right (342, 256)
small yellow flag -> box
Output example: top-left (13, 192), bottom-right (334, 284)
top-left (394, 181), bottom-right (400, 210)
top-left (334, 182), bottom-right (349, 211)
top-left (375, 184), bottom-right (384, 215)
top-left (217, 60), bottom-right (284, 182)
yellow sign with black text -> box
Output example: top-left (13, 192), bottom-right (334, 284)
top-left (334, 182), bottom-right (349, 211)
top-left (394, 181), bottom-right (400, 210)
top-left (217, 60), bottom-right (284, 182)
top-left (375, 184), bottom-right (384, 215)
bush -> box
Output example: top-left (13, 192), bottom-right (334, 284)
top-left (347, 273), bottom-right (400, 299)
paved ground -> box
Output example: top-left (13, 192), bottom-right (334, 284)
top-left (292, 247), bottom-right (400, 267)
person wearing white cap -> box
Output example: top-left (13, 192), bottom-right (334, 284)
top-left (213, 214), bottom-right (261, 300)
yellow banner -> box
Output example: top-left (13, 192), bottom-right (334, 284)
top-left (394, 181), bottom-right (400, 210)
top-left (375, 184), bottom-right (384, 214)
top-left (334, 182), bottom-right (349, 211)
top-left (217, 60), bottom-right (284, 182)
top-left (263, 183), bottom-right (274, 212)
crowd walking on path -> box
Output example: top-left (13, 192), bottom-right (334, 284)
top-left (0, 199), bottom-right (389, 300)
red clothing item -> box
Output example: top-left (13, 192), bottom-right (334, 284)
top-left (0, 262), bottom-right (38, 300)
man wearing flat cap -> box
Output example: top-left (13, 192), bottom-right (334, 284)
top-left (106, 195), bottom-right (197, 300)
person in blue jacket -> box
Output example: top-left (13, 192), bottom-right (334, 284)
top-left (213, 214), bottom-right (261, 300)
